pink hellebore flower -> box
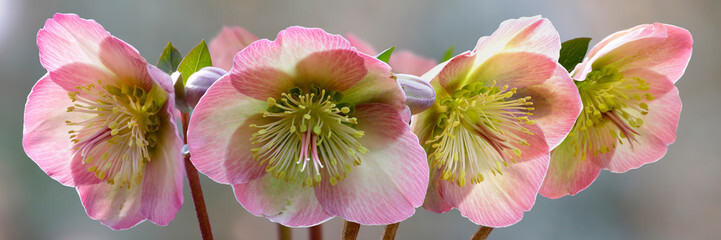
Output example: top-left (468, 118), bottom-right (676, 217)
top-left (188, 26), bottom-right (429, 227)
top-left (22, 14), bottom-right (183, 229)
top-left (540, 23), bottom-right (693, 198)
top-left (209, 26), bottom-right (259, 71)
top-left (412, 16), bottom-right (582, 227)
top-left (346, 34), bottom-right (438, 76)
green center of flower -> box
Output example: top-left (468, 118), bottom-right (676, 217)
top-left (250, 86), bottom-right (367, 187)
top-left (426, 81), bottom-right (535, 187)
top-left (66, 81), bottom-right (166, 188)
top-left (569, 67), bottom-right (653, 159)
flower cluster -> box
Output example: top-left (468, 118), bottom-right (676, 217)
top-left (23, 12), bottom-right (691, 238)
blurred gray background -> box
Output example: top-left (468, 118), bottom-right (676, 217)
top-left (1, 0), bottom-right (718, 239)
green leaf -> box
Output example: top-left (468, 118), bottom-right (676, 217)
top-left (156, 42), bottom-right (183, 74)
top-left (178, 40), bottom-right (212, 85)
top-left (375, 46), bottom-right (395, 64)
top-left (173, 72), bottom-right (186, 110)
top-left (441, 45), bottom-right (455, 62)
top-left (559, 37), bottom-right (591, 72)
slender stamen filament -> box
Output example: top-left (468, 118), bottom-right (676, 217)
top-left (66, 81), bottom-right (165, 188)
top-left (427, 81), bottom-right (535, 187)
top-left (251, 87), bottom-right (367, 187)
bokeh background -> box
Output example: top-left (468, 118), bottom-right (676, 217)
top-left (1, 0), bottom-right (718, 239)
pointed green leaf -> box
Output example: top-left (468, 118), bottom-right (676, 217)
top-left (178, 40), bottom-right (212, 84)
top-left (441, 45), bottom-right (455, 62)
top-left (375, 46), bottom-right (395, 64)
top-left (156, 42), bottom-right (183, 74)
top-left (559, 37), bottom-right (591, 72)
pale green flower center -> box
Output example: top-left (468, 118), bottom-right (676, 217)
top-left (66, 81), bottom-right (166, 188)
top-left (426, 81), bottom-right (535, 187)
top-left (250, 87), bottom-right (367, 187)
top-left (569, 67), bottom-right (653, 159)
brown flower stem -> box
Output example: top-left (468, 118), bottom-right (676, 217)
top-left (470, 226), bottom-right (493, 240)
top-left (309, 224), bottom-right (323, 240)
top-left (381, 223), bottom-right (400, 240)
top-left (342, 221), bottom-right (361, 240)
top-left (278, 224), bottom-right (292, 240)
top-left (181, 113), bottom-right (214, 240)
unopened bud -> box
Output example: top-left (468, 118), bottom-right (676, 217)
top-left (185, 67), bottom-right (227, 109)
top-left (396, 73), bottom-right (436, 114)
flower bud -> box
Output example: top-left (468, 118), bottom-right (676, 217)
top-left (396, 73), bottom-right (436, 114)
top-left (184, 67), bottom-right (227, 109)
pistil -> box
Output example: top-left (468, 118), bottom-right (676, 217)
top-left (569, 67), bottom-right (654, 159)
top-left (250, 87), bottom-right (367, 187)
top-left (66, 81), bottom-right (165, 188)
top-left (426, 81), bottom-right (535, 187)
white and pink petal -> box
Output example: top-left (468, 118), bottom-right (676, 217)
top-left (233, 175), bottom-right (333, 227)
top-left (37, 13), bottom-right (111, 71)
top-left (515, 64), bottom-right (582, 149)
top-left (601, 87), bottom-right (681, 173)
top-left (315, 103), bottom-right (428, 225)
top-left (77, 183), bottom-right (144, 230)
top-left (574, 23), bottom-right (693, 82)
top-left (439, 153), bottom-right (549, 227)
top-left (388, 50), bottom-right (438, 76)
top-left (540, 140), bottom-right (603, 199)
top-left (140, 108), bottom-right (184, 226)
top-left (473, 16), bottom-right (561, 65)
top-left (210, 26), bottom-right (259, 71)
top-left (23, 75), bottom-right (99, 187)
top-left (187, 75), bottom-right (269, 184)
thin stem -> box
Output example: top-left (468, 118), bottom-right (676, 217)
top-left (309, 224), bottom-right (323, 240)
top-left (181, 113), bottom-right (214, 240)
top-left (381, 223), bottom-right (400, 240)
top-left (342, 221), bottom-right (360, 240)
top-left (470, 226), bottom-right (493, 240)
top-left (278, 224), bottom-right (292, 240)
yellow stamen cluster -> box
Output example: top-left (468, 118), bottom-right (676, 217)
top-left (569, 67), bottom-right (654, 159)
top-left (250, 86), bottom-right (367, 187)
top-left (426, 81), bottom-right (535, 187)
top-left (66, 81), bottom-right (165, 188)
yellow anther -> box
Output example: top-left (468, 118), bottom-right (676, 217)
top-left (457, 176), bottom-right (466, 187)
top-left (512, 148), bottom-right (522, 158)
top-left (441, 171), bottom-right (451, 180)
top-left (609, 130), bottom-right (618, 139)
top-left (645, 93), bottom-right (655, 100)
top-left (598, 103), bottom-right (609, 112)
